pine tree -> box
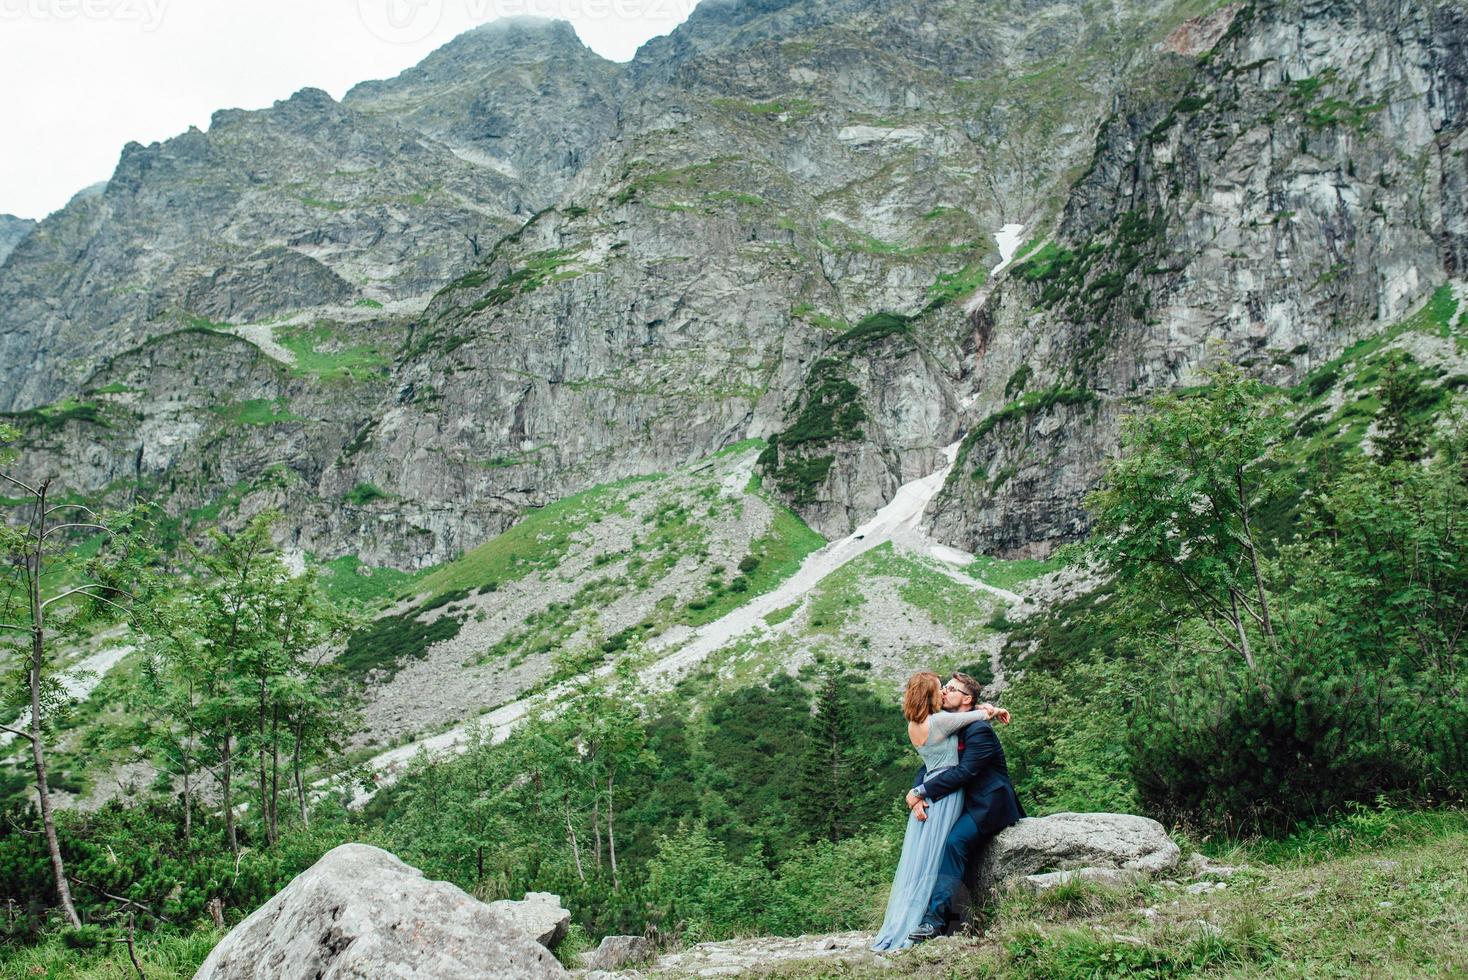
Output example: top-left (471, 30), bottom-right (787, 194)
top-left (798, 663), bottom-right (857, 843)
top-left (1372, 352), bottom-right (1430, 463)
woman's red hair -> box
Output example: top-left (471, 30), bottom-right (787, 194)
top-left (902, 671), bottom-right (941, 723)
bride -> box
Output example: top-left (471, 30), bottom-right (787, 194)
top-left (870, 671), bottom-right (1007, 951)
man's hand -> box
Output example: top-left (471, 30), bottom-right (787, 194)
top-left (913, 800), bottom-right (929, 822)
top-left (905, 790), bottom-right (922, 810)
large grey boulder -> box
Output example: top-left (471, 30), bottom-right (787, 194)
top-left (193, 843), bottom-right (566, 979)
top-left (485, 891), bottom-right (570, 949)
top-left (578, 934), bottom-right (655, 971)
top-left (977, 812), bottom-right (1181, 899)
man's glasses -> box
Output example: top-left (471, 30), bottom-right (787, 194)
top-left (941, 683), bottom-right (971, 697)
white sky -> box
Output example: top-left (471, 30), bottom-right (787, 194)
top-left (0, 0), bottom-right (703, 220)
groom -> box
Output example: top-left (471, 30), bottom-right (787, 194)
top-left (904, 671), bottom-right (1024, 942)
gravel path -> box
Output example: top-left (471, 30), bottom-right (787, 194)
top-left (585, 930), bottom-right (888, 977)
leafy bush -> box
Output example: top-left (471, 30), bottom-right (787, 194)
top-left (643, 824), bottom-right (771, 942)
top-left (1127, 651), bottom-right (1447, 832)
top-left (338, 588), bottom-right (470, 678)
top-left (1083, 363), bottom-right (1467, 832)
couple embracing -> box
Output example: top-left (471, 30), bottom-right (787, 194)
top-left (871, 671), bottom-right (1024, 950)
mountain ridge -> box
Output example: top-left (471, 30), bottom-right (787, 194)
top-left (5, 0), bottom-right (1460, 572)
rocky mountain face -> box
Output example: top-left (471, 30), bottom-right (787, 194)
top-left (343, 16), bottom-right (627, 205)
top-left (3, 0), bottom-right (1462, 568)
top-left (0, 215), bottom-right (34, 266)
top-left (925, 0), bottom-right (1468, 555)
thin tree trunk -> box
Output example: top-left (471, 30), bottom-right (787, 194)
top-left (293, 721), bottom-right (308, 827)
top-left (183, 687), bottom-right (196, 847)
top-left (257, 674), bottom-right (268, 845)
top-left (1229, 590), bottom-right (1256, 672)
top-left (182, 743), bottom-right (193, 847)
top-left (564, 799), bottom-right (585, 883)
top-left (268, 704), bottom-right (280, 845)
top-left (1236, 467), bottom-right (1277, 648)
top-left (606, 770), bottom-right (619, 891)
top-left (26, 481), bottom-right (81, 927)
top-left (591, 783), bottom-right (603, 870)
top-left (222, 724), bottom-right (237, 855)
top-left (31, 633), bottom-right (80, 926)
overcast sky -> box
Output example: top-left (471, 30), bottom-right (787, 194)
top-left (0, 0), bottom-right (702, 220)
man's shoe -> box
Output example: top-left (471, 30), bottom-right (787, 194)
top-left (907, 922), bottom-right (940, 944)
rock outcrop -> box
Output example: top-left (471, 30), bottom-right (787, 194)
top-left (486, 891), bottom-right (571, 950)
top-left (0, 214), bottom-right (33, 266)
top-left (977, 811), bottom-right (1182, 899)
top-left (578, 935), bottom-right (655, 972)
top-left (193, 843), bottom-right (566, 979)
top-left (927, 0), bottom-right (1468, 556)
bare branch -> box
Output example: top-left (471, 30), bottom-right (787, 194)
top-left (41, 585), bottom-right (134, 614)
top-left (68, 876), bottom-right (172, 924)
top-left (0, 623), bottom-right (32, 634)
top-left (0, 472), bottom-right (38, 498)
top-left (44, 503), bottom-right (100, 520)
top-left (41, 523), bottom-right (113, 541)
top-left (0, 723), bottom-right (34, 742)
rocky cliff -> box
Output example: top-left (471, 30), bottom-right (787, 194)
top-left (0, 215), bottom-right (33, 267)
top-left (3, 0), bottom-right (1461, 568)
top-left (925, 0), bottom-right (1468, 555)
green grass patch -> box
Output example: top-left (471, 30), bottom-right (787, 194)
top-left (1, 396), bottom-right (109, 433)
top-left (678, 505), bottom-right (825, 628)
top-left (710, 97), bottom-right (816, 120)
top-left (181, 313), bottom-right (231, 332)
top-left (276, 323), bottom-right (391, 381)
top-left (963, 554), bottom-right (1064, 592)
top-left (315, 555), bottom-right (431, 608)
top-left (464, 246), bottom-right (587, 313)
top-left (833, 312), bottom-right (912, 347)
top-left (339, 588), bottom-right (472, 680)
top-left (764, 603), bottom-right (800, 627)
top-left (958, 387), bottom-right (1099, 476)
top-left (926, 258), bottom-right (988, 309)
top-left (1291, 284), bottom-right (1459, 402)
top-left (301, 195), bottom-right (346, 211)
top-left (344, 482), bottom-right (392, 506)
top-left (411, 475), bottom-right (658, 599)
top-left (209, 398), bottom-right (302, 426)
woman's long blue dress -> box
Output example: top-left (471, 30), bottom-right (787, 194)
top-left (870, 709), bottom-right (989, 951)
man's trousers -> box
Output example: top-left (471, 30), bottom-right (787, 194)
top-left (923, 811), bottom-right (992, 929)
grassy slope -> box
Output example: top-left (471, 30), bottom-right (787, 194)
top-left (332, 443), bottom-right (830, 688)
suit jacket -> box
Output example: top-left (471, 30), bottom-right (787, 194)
top-left (912, 717), bottom-right (1025, 833)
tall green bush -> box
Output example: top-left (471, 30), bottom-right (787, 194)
top-left (1083, 364), bottom-right (1467, 832)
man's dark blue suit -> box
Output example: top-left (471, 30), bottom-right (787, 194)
top-left (911, 716), bottom-right (1025, 931)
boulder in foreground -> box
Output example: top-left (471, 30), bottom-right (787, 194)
top-left (485, 891), bottom-right (570, 949)
top-left (977, 812), bottom-right (1181, 899)
top-left (193, 843), bottom-right (566, 979)
top-left (578, 934), bottom-right (655, 971)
